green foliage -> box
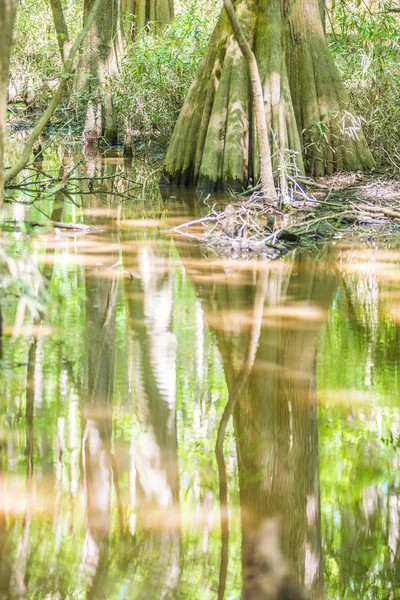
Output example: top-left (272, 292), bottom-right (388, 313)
top-left (113, 7), bottom-right (216, 144)
top-left (9, 0), bottom-right (82, 108)
top-left (0, 241), bottom-right (47, 326)
top-left (318, 277), bottom-right (400, 599)
top-left (328, 4), bottom-right (400, 164)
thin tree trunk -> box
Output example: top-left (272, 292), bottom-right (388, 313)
top-left (75, 0), bottom-right (123, 144)
top-left (132, 0), bottom-right (174, 36)
top-left (121, 0), bottom-right (135, 40)
top-left (123, 119), bottom-right (133, 157)
top-left (49, 0), bottom-right (71, 64)
top-left (223, 0), bottom-right (276, 202)
top-left (0, 0), bottom-right (18, 209)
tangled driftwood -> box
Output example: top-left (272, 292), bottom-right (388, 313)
top-left (173, 181), bottom-right (400, 257)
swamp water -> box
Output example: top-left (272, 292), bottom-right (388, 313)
top-left (1, 154), bottom-right (400, 599)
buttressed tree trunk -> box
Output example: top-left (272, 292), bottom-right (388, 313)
top-left (76, 0), bottom-right (123, 144)
top-left (163, 0), bottom-right (374, 193)
top-left (0, 0), bottom-right (18, 209)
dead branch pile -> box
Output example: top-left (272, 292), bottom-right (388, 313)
top-left (173, 182), bottom-right (400, 257)
top-left (173, 198), bottom-right (282, 257)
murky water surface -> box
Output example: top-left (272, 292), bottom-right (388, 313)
top-left (1, 154), bottom-right (400, 599)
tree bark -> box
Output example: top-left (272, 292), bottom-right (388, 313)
top-left (0, 0), bottom-right (18, 209)
top-left (162, 0), bottom-right (374, 193)
top-left (75, 0), bottom-right (123, 144)
top-left (287, 0), bottom-right (373, 176)
top-left (121, 0), bottom-right (135, 40)
top-left (131, 0), bottom-right (174, 37)
top-left (223, 0), bottom-right (276, 202)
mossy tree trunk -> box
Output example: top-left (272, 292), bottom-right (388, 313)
top-left (0, 0), bottom-right (17, 209)
top-left (287, 0), bottom-right (372, 176)
top-left (163, 0), bottom-right (373, 193)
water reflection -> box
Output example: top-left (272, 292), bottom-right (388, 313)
top-left (1, 154), bottom-right (400, 598)
top-left (82, 250), bottom-right (117, 599)
top-left (177, 243), bottom-right (337, 599)
top-left (122, 228), bottom-right (181, 597)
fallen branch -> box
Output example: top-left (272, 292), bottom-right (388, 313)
top-left (352, 202), bottom-right (400, 220)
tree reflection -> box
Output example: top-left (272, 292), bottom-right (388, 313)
top-left (177, 244), bottom-right (337, 599)
top-left (318, 250), bottom-right (400, 599)
top-left (233, 256), bottom-right (335, 600)
top-left (6, 159), bottom-right (400, 598)
top-left (122, 224), bottom-right (181, 598)
top-left (0, 444), bottom-right (11, 600)
top-left (12, 329), bottom-right (36, 598)
top-left (79, 181), bottom-right (119, 599)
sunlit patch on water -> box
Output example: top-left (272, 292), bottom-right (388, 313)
top-left (1, 324), bottom-right (57, 337)
top-left (317, 388), bottom-right (390, 407)
top-left (119, 218), bottom-right (167, 228)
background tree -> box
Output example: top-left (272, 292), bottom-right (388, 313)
top-left (49, 0), bottom-right (72, 65)
top-left (3, 0), bottom-right (101, 188)
top-left (163, 0), bottom-right (374, 192)
top-left (74, 0), bottom-right (123, 145)
top-left (122, 0), bottom-right (174, 39)
top-left (75, 0), bottom-right (175, 145)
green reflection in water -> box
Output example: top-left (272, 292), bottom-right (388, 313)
top-left (318, 263), bottom-right (400, 600)
top-left (0, 151), bottom-right (400, 599)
